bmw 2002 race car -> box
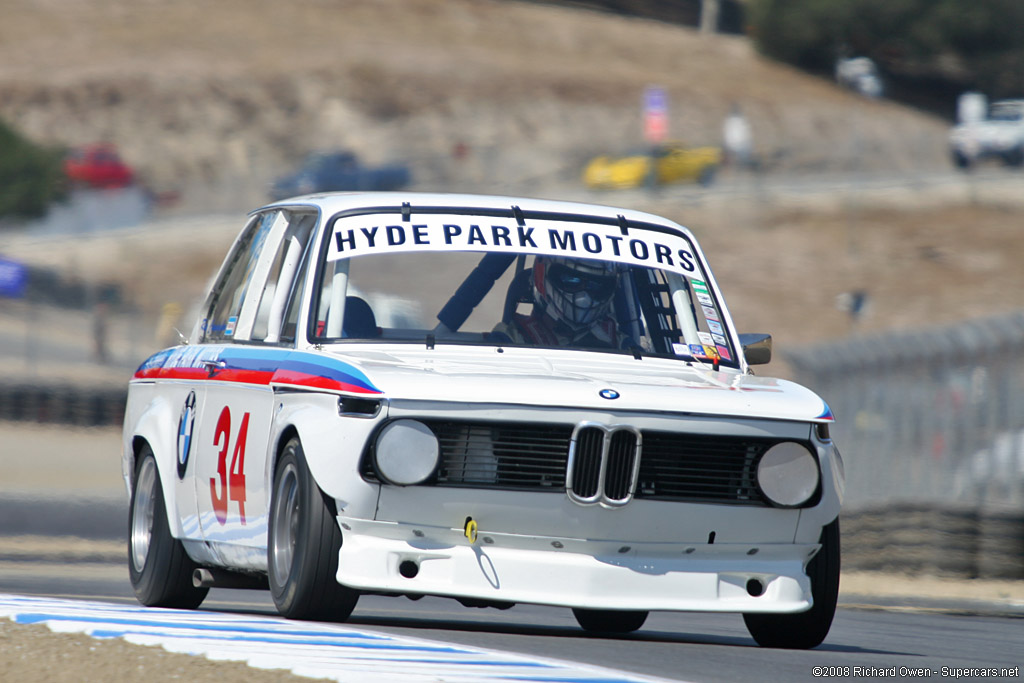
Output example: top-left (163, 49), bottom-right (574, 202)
top-left (123, 192), bottom-right (843, 649)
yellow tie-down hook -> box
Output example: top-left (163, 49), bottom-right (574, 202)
top-left (463, 516), bottom-right (478, 544)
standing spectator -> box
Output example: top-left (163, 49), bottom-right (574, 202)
top-left (93, 299), bottom-right (109, 364)
top-left (722, 103), bottom-right (753, 169)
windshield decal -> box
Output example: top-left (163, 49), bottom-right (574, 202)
top-left (328, 216), bottom-right (699, 276)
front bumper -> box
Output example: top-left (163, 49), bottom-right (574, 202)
top-left (336, 517), bottom-right (818, 613)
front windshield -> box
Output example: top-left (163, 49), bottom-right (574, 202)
top-left (990, 103), bottom-right (1023, 121)
top-left (311, 212), bottom-right (738, 368)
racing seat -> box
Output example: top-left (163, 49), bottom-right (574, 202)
top-left (342, 296), bottom-right (379, 338)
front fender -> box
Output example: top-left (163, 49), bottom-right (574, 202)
top-left (272, 391), bottom-right (385, 519)
top-left (794, 439), bottom-right (844, 544)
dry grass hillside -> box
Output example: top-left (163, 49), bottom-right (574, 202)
top-left (0, 0), bottom-right (1021, 371)
top-left (0, 0), bottom-right (950, 191)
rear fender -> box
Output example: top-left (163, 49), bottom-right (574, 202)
top-left (124, 390), bottom-right (187, 538)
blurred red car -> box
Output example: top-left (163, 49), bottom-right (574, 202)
top-left (64, 144), bottom-right (135, 188)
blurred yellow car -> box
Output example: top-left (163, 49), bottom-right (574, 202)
top-left (583, 143), bottom-right (721, 189)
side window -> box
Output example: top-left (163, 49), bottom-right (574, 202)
top-left (279, 240), bottom-right (313, 345)
top-left (203, 214), bottom-right (276, 342)
top-left (203, 210), bottom-right (315, 343)
top-left (253, 213), bottom-right (316, 343)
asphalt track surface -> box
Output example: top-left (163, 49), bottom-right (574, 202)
top-left (1, 498), bottom-right (1022, 683)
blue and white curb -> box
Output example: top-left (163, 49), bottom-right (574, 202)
top-left (0, 594), bottom-right (677, 682)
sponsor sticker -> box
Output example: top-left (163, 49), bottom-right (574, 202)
top-left (712, 333), bottom-right (727, 345)
top-left (689, 344), bottom-right (713, 359)
top-left (707, 320), bottom-right (723, 335)
top-left (696, 292), bottom-right (713, 306)
top-left (225, 316), bottom-right (237, 336)
top-left (702, 305), bottom-right (720, 321)
top-left (716, 344), bottom-right (732, 361)
top-left (697, 332), bottom-right (713, 345)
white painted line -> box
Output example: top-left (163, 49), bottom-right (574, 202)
top-left (0, 594), bottom-right (681, 683)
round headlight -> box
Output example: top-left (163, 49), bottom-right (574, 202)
top-left (374, 419), bottom-right (439, 486)
top-left (757, 442), bottom-right (820, 507)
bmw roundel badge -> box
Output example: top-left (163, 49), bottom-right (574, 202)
top-left (599, 388), bottom-right (620, 400)
top-left (176, 390), bottom-right (196, 479)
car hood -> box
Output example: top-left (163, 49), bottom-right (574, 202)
top-left (330, 346), bottom-right (832, 423)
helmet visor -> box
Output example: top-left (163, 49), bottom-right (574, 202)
top-left (546, 263), bottom-right (617, 302)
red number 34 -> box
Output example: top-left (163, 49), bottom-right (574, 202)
top-left (210, 406), bottom-right (248, 525)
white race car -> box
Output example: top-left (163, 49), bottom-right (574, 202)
top-left (123, 192), bottom-right (844, 649)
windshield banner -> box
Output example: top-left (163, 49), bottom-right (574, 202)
top-left (327, 215), bottom-right (699, 275)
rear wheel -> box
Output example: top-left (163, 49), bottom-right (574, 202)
top-left (743, 518), bottom-right (840, 649)
top-left (268, 437), bottom-right (359, 620)
top-left (573, 608), bottom-right (648, 634)
top-left (128, 445), bottom-right (208, 608)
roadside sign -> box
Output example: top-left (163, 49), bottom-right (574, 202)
top-left (644, 86), bottom-right (668, 143)
top-left (0, 257), bottom-right (27, 298)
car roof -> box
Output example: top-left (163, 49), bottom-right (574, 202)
top-left (258, 191), bottom-right (695, 239)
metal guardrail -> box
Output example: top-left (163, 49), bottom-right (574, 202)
top-left (841, 505), bottom-right (1024, 579)
top-left (0, 383), bottom-right (126, 427)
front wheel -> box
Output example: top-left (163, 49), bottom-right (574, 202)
top-left (268, 437), bottom-right (359, 620)
top-left (128, 445), bottom-right (208, 608)
top-left (951, 150), bottom-right (973, 170)
top-left (743, 518), bottom-right (840, 649)
top-left (573, 608), bottom-right (648, 634)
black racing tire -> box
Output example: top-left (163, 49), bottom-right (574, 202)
top-left (572, 608), bottom-right (648, 634)
top-left (268, 436), bottom-right (359, 621)
top-left (128, 445), bottom-right (208, 608)
top-left (1003, 147), bottom-right (1024, 167)
top-left (743, 518), bottom-right (840, 649)
top-left (951, 150), bottom-right (973, 170)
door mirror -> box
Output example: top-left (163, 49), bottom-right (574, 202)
top-left (739, 333), bottom-right (772, 365)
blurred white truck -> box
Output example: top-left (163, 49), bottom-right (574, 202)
top-left (949, 98), bottom-right (1024, 169)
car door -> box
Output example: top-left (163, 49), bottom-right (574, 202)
top-left (190, 209), bottom-right (316, 568)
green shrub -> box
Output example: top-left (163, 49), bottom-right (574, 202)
top-left (0, 119), bottom-right (67, 221)
top-left (748, 0), bottom-right (1024, 99)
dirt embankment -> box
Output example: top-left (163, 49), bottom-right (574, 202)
top-left (0, 0), bottom-right (950, 194)
top-left (3, 0), bottom-right (1010, 362)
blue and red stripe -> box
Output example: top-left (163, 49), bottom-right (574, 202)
top-left (134, 347), bottom-right (382, 395)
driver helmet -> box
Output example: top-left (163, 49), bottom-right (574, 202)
top-left (532, 256), bottom-right (619, 330)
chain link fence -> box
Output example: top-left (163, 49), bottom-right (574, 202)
top-left (787, 310), bottom-right (1024, 578)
